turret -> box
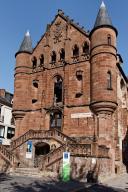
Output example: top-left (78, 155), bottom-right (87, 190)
top-left (13, 31), bottom-right (32, 136)
top-left (90, 2), bottom-right (118, 114)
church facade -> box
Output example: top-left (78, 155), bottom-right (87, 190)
top-left (9, 2), bottom-right (128, 179)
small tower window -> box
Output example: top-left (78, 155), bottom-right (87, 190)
top-left (32, 56), bottom-right (37, 69)
top-left (54, 76), bottom-right (63, 103)
top-left (51, 51), bottom-right (56, 63)
top-left (107, 35), bottom-right (111, 45)
top-left (32, 99), bottom-right (38, 104)
top-left (33, 80), bottom-right (38, 88)
top-left (73, 44), bottom-right (79, 57)
top-left (40, 54), bottom-right (44, 66)
top-left (83, 42), bottom-right (89, 55)
top-left (107, 71), bottom-right (112, 89)
top-left (60, 48), bottom-right (65, 61)
top-left (76, 70), bottom-right (83, 81)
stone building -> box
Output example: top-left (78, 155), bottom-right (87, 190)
top-left (0, 2), bottom-right (128, 180)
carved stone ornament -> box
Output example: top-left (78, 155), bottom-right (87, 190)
top-left (53, 21), bottom-right (63, 43)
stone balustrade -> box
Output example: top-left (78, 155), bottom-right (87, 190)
top-left (11, 129), bottom-right (76, 150)
top-left (0, 144), bottom-right (14, 163)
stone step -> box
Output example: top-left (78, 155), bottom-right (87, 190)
top-left (9, 168), bottom-right (58, 179)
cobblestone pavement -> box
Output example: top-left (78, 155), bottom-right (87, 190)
top-left (0, 173), bottom-right (128, 192)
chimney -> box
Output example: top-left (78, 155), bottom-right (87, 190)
top-left (0, 89), bottom-right (5, 98)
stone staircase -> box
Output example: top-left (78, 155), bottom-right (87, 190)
top-left (0, 129), bottom-right (77, 169)
top-left (0, 128), bottom-right (110, 176)
top-left (9, 167), bottom-right (58, 179)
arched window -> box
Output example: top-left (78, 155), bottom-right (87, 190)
top-left (50, 111), bottom-right (62, 130)
top-left (32, 56), bottom-right (37, 69)
top-left (73, 44), bottom-right (79, 57)
top-left (107, 71), bottom-right (112, 89)
top-left (83, 42), bottom-right (89, 55)
top-left (107, 34), bottom-right (111, 45)
top-left (54, 76), bottom-right (63, 103)
top-left (40, 54), bottom-right (44, 66)
top-left (51, 51), bottom-right (56, 63)
top-left (60, 48), bottom-right (65, 61)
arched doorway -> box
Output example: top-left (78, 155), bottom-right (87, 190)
top-left (34, 142), bottom-right (50, 167)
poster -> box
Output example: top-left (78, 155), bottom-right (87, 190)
top-left (26, 140), bottom-right (32, 159)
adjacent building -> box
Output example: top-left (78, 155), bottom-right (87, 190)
top-left (0, 89), bottom-right (15, 145)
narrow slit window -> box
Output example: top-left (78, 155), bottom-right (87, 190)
top-left (107, 71), bottom-right (112, 89)
top-left (107, 35), bottom-right (111, 45)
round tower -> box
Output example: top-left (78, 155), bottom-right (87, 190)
top-left (13, 31), bottom-right (32, 137)
top-left (90, 2), bottom-right (118, 114)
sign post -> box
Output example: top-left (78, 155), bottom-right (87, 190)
top-left (62, 152), bottom-right (70, 182)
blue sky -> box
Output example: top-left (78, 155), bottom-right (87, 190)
top-left (0, 0), bottom-right (127, 93)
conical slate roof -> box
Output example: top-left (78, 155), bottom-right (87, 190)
top-left (94, 1), bottom-right (112, 28)
top-left (18, 31), bottom-right (32, 53)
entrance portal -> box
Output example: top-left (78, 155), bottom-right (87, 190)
top-left (34, 142), bottom-right (50, 167)
top-left (35, 142), bottom-right (50, 156)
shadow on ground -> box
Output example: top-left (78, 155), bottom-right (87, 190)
top-left (0, 172), bottom-right (12, 182)
top-left (0, 174), bottom-right (127, 192)
top-left (9, 180), bottom-right (127, 192)
top-left (86, 184), bottom-right (126, 192)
